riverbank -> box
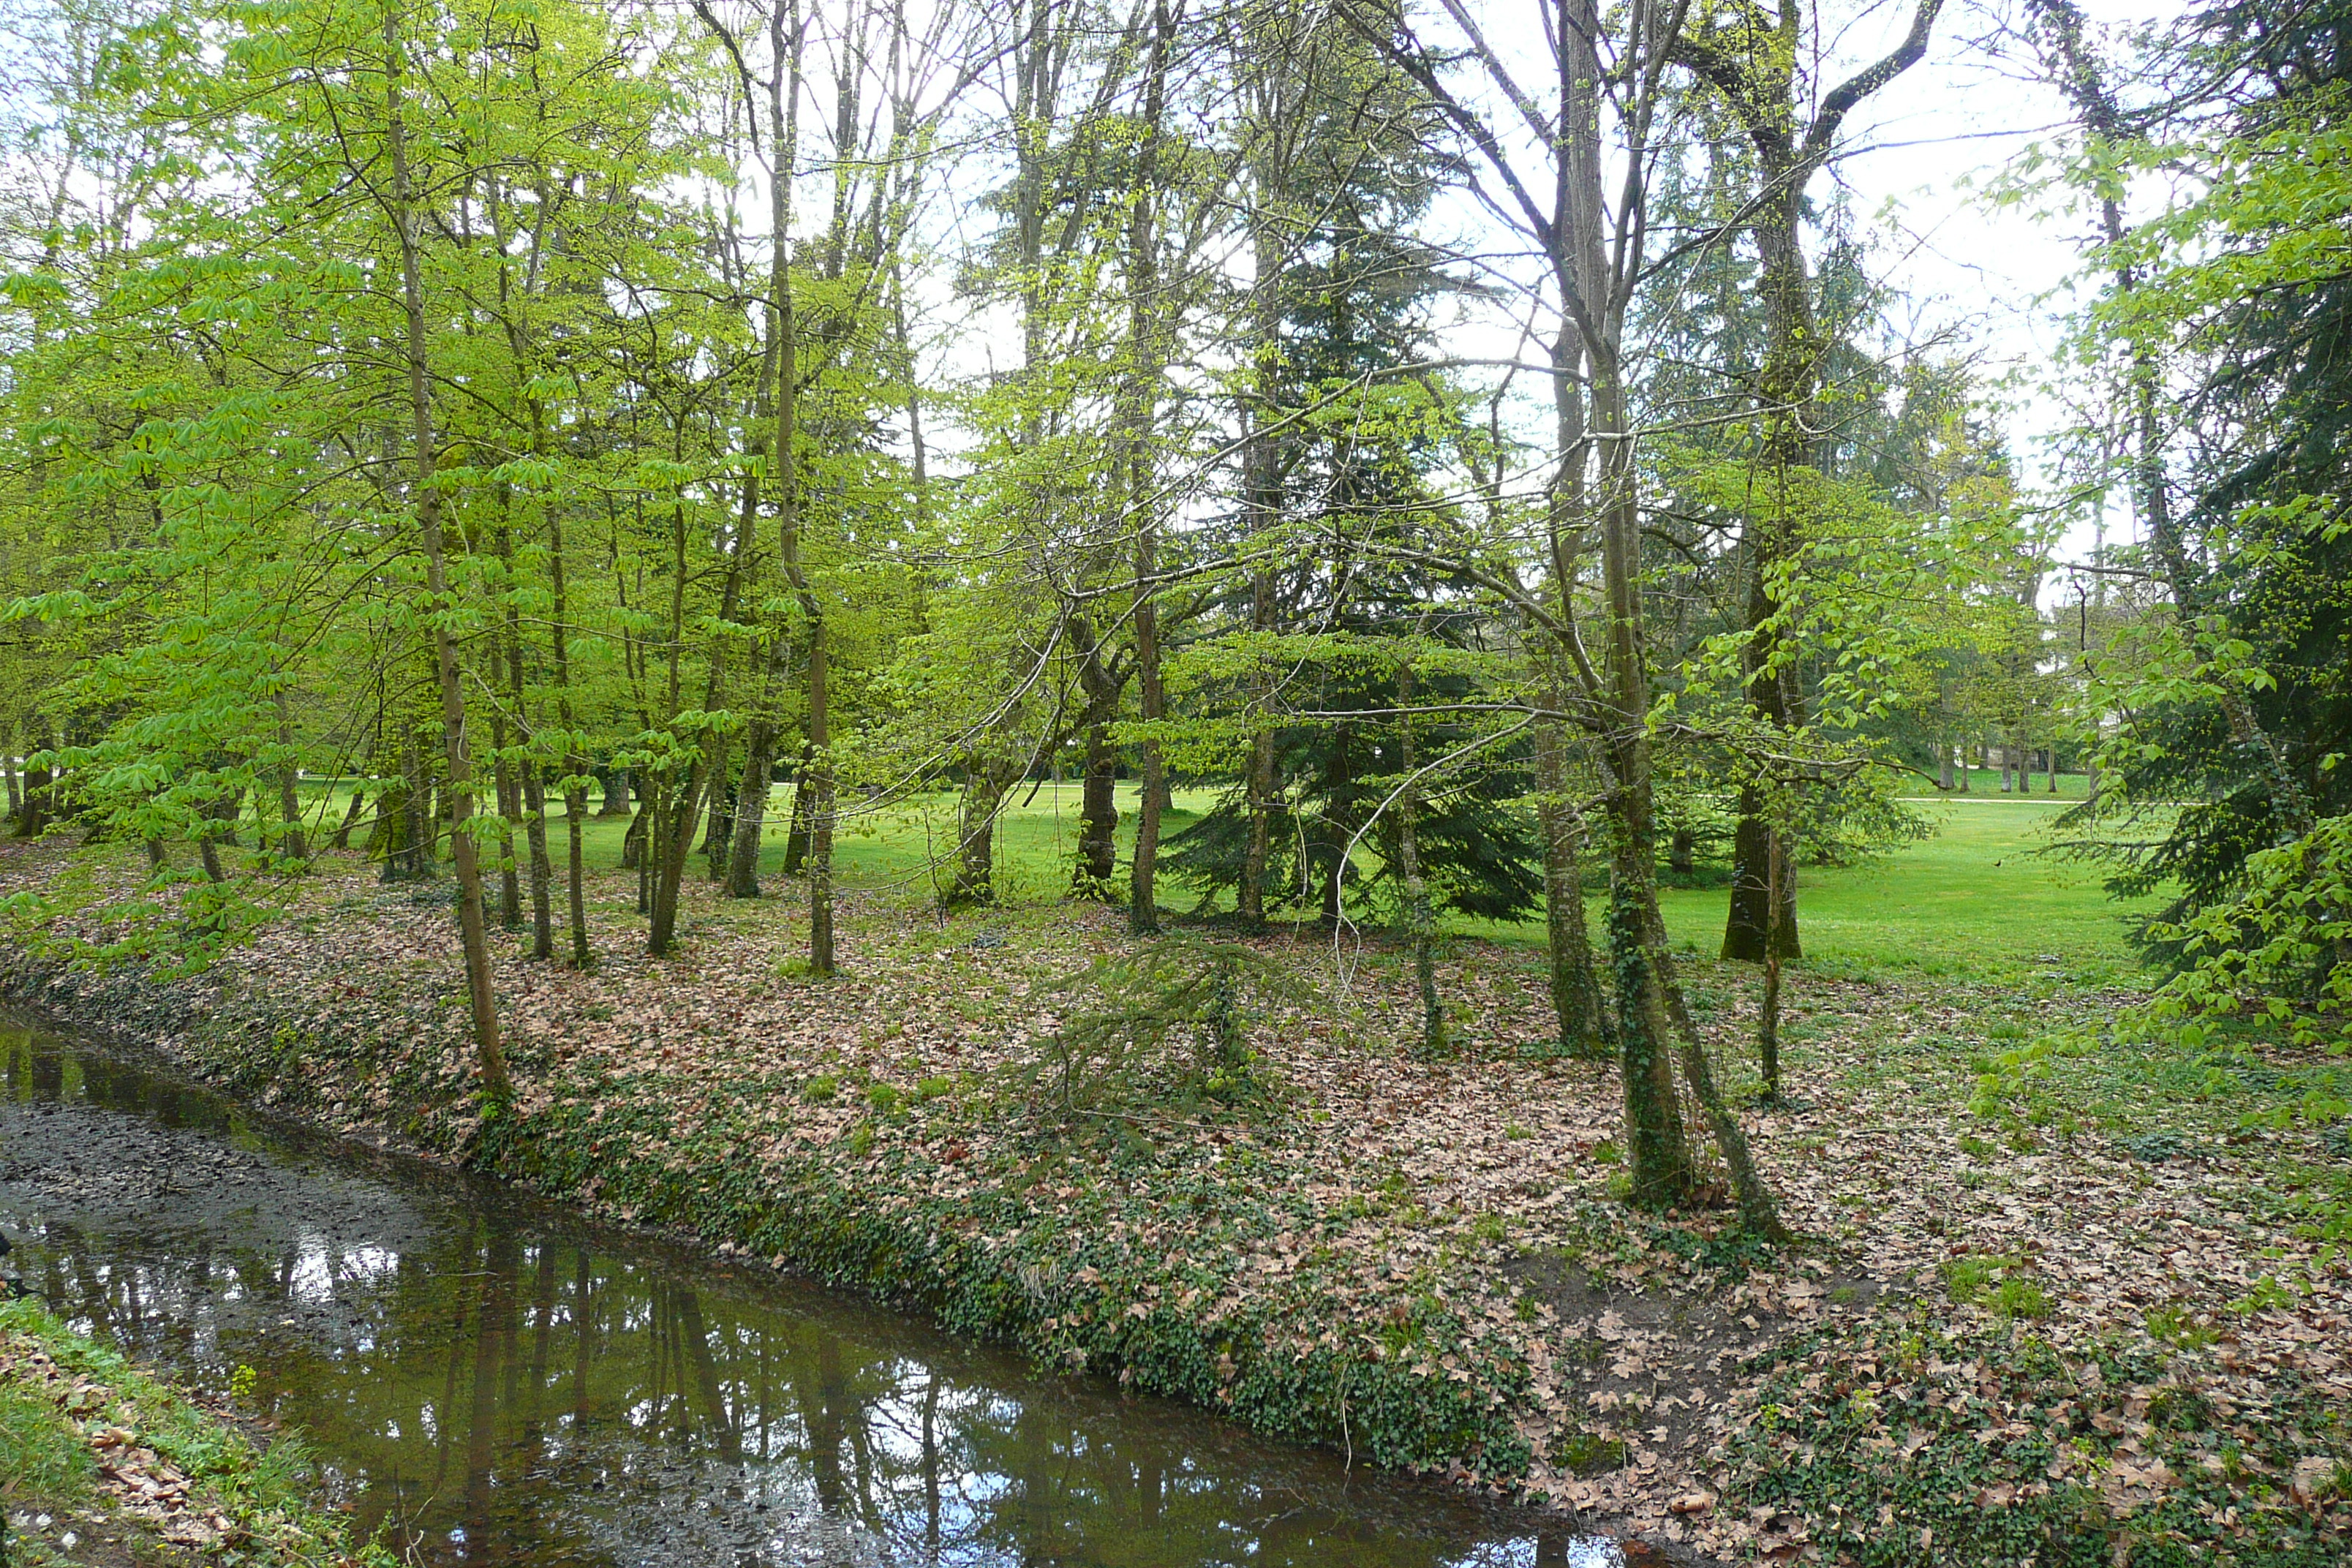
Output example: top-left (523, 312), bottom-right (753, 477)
top-left (3, 837), bottom-right (2347, 1564)
top-left (0, 1297), bottom-right (389, 1567)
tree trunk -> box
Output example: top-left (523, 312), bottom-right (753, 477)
top-left (197, 791), bottom-right (229, 883)
top-left (274, 687), bottom-right (307, 863)
top-left (492, 720), bottom-right (524, 927)
top-left (1125, 0), bottom-right (1172, 937)
top-left (384, 14), bottom-right (508, 1104)
top-left (495, 499), bottom-right (552, 949)
top-left (1592, 366), bottom-right (1695, 1210)
top-left (1066, 612), bottom-right (1123, 897)
top-left (722, 318), bottom-right (785, 903)
top-left (725, 716), bottom-right (779, 899)
top-left (759, 0), bottom-right (831, 974)
top-left (1725, 795), bottom-right (1801, 960)
top-left (1693, 2), bottom-right (1944, 966)
top-left (1716, 176), bottom-right (1815, 967)
top-left (1236, 124), bottom-right (1286, 932)
top-left (1654, 901), bottom-right (1785, 1238)
top-left (633, 807), bottom-right (652, 913)
top-left (647, 764), bottom-right (708, 957)
top-left (1759, 827), bottom-right (1785, 1100)
top-left (599, 766), bottom-right (631, 816)
top-left (521, 763), bottom-right (554, 960)
top-left (13, 766), bottom-right (46, 840)
top-left (804, 621), bottom-right (834, 973)
top-left (1939, 738), bottom-right (1956, 791)
top-left (649, 461), bottom-right (750, 954)
top-left (1398, 660), bottom-right (1443, 1055)
top-left (1074, 720), bottom-right (1118, 891)
top-left (380, 731), bottom-right (432, 881)
top-left (546, 500), bottom-right (592, 968)
top-left (331, 786), bottom-right (364, 850)
top-left (700, 743), bottom-right (737, 880)
top-left (783, 748), bottom-right (813, 875)
top-left (946, 757), bottom-right (1017, 907)
top-left (1536, 720), bottom-right (1606, 1054)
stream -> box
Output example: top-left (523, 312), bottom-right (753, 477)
top-left (0, 1009), bottom-right (1631, 1567)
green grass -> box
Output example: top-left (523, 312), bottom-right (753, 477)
top-left (0, 1297), bottom-right (395, 1566)
top-left (289, 779), bottom-right (2149, 980)
top-left (1660, 798), bottom-right (2144, 976)
top-left (1913, 766), bottom-right (2092, 800)
top-left (0, 1378), bottom-right (92, 1508)
top-left (1460, 796), bottom-right (2149, 979)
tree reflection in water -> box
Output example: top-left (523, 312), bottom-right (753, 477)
top-left (1, 1019), bottom-right (1624, 1568)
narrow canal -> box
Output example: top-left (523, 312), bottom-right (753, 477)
top-left (0, 1011), bottom-right (1626, 1567)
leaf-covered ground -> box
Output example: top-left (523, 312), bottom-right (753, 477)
top-left (0, 1296), bottom-right (390, 1567)
top-left (2, 839), bottom-right (2346, 1564)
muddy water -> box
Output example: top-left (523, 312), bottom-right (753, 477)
top-left (0, 1013), bottom-right (1627, 1567)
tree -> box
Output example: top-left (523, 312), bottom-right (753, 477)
top-left (2032, 0), bottom-right (2348, 954)
top-left (1343, 0), bottom-right (1782, 1232)
top-left (1667, 0), bottom-right (1947, 963)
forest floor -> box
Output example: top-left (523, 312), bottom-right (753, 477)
top-left (0, 802), bottom-right (2348, 1565)
top-left (0, 1297), bottom-right (388, 1567)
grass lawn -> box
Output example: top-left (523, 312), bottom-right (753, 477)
top-left (1654, 798), bottom-right (2142, 977)
top-left (297, 778), bottom-right (2147, 982)
top-left (1923, 766), bottom-right (2092, 800)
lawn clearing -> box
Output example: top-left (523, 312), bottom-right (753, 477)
top-left (301, 777), bottom-right (2138, 980)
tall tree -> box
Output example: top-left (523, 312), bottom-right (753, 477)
top-left (1347, 0), bottom-right (1782, 1230)
top-left (1669, 0), bottom-right (1947, 962)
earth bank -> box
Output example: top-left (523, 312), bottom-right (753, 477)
top-left (4, 840), bottom-right (2347, 1565)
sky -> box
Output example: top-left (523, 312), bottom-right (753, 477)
top-left (1820, 0), bottom-right (2191, 574)
top-left (1322, 0), bottom-right (2196, 603)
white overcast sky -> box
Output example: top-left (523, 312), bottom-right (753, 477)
top-left (1823, 0), bottom-right (2190, 573)
top-left (814, 0), bottom-right (2195, 599)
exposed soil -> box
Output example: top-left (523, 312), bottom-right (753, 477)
top-left (1505, 1250), bottom-right (1899, 1470)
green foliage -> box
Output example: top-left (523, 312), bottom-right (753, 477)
top-left (0, 1382), bottom-right (92, 1508)
top-left (2039, 0), bottom-right (2352, 957)
top-left (1022, 934), bottom-right (1312, 1123)
top-left (2130, 813), bottom-right (2352, 1060)
top-left (1725, 1322), bottom-right (2349, 1567)
top-left (1937, 1251), bottom-right (2051, 1318)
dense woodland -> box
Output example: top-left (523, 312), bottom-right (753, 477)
top-left (0, 0), bottom-right (2345, 1232)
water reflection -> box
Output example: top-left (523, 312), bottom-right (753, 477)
top-left (0, 1016), bottom-right (1624, 1567)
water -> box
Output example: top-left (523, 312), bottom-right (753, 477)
top-left (0, 1012), bottom-right (1627, 1567)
